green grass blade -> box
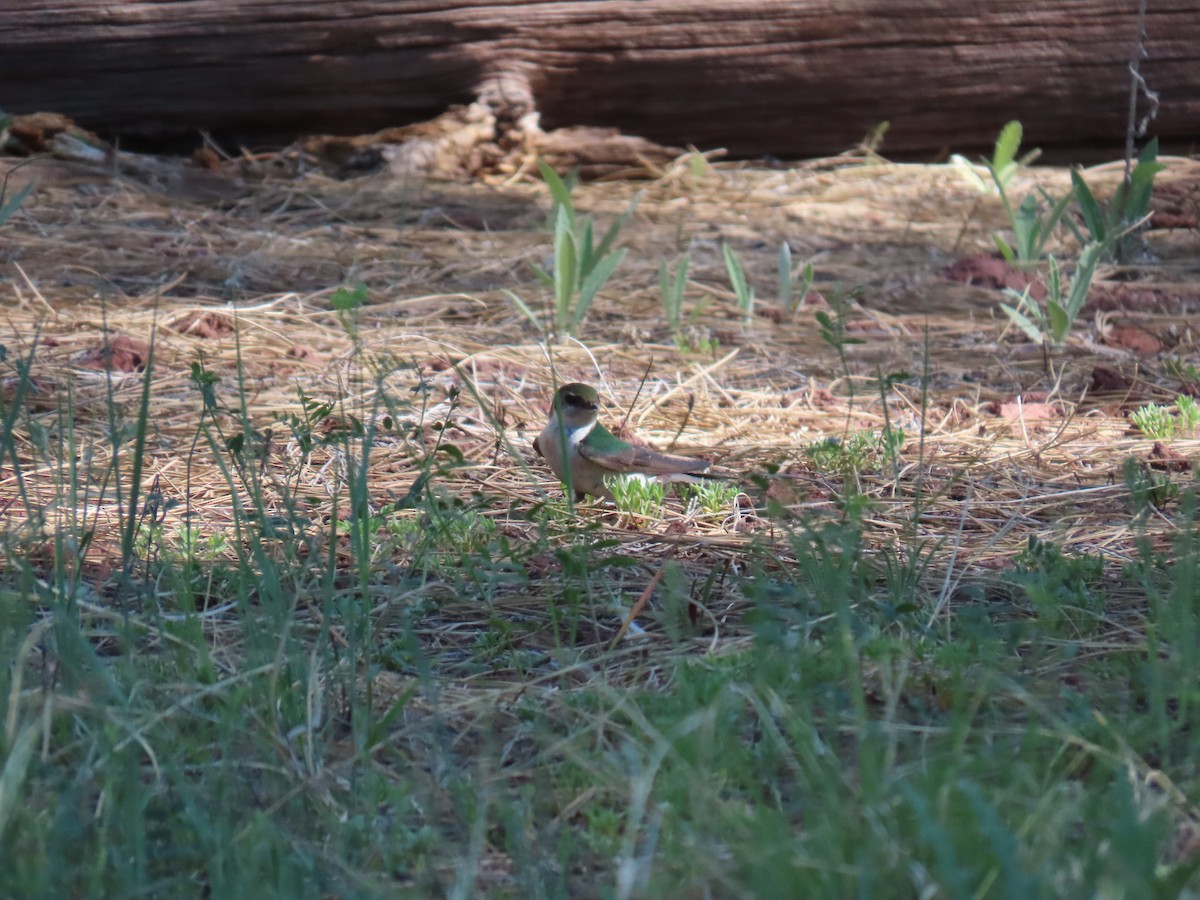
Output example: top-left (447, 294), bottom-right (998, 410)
top-left (673, 252), bottom-right (690, 309)
top-left (119, 325), bottom-right (157, 573)
top-left (723, 243), bottom-right (753, 319)
top-left (1071, 170), bottom-right (1107, 242)
top-left (658, 260), bottom-right (673, 327)
top-left (552, 206), bottom-right (578, 334)
top-left (1124, 139), bottom-right (1165, 219)
top-left (1062, 240), bottom-right (1105, 322)
top-left (660, 253), bottom-right (689, 331)
top-left (579, 218), bottom-right (596, 275)
top-left (1037, 185), bottom-right (1078, 255)
top-left (1047, 254), bottom-right (1061, 303)
top-left (0, 722), bottom-right (38, 840)
top-left (503, 289), bottom-right (543, 333)
top-left (778, 241), bottom-right (793, 312)
top-left (594, 192), bottom-right (640, 262)
top-left (993, 234), bottom-right (1015, 263)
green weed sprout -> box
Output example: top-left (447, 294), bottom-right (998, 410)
top-left (1071, 138), bottom-right (1165, 264)
top-left (1131, 403), bottom-right (1175, 441)
top-left (1181, 395), bottom-right (1200, 433)
top-left (999, 240), bottom-right (1107, 346)
top-left (722, 243), bottom-right (755, 325)
top-left (508, 160), bottom-right (638, 338)
top-left (606, 473), bottom-right (665, 518)
top-left (985, 121), bottom-right (1075, 265)
top-left (778, 241), bottom-right (815, 315)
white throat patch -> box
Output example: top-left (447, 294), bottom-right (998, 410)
top-left (567, 419), bottom-right (596, 449)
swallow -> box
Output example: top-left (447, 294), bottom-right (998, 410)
top-left (533, 382), bottom-right (712, 501)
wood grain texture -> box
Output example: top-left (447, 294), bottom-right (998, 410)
top-left (2, 1), bottom-right (1196, 157)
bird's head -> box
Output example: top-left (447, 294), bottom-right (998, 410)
top-left (553, 382), bottom-right (601, 429)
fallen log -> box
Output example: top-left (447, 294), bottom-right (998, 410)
top-left (1, 1), bottom-right (1196, 159)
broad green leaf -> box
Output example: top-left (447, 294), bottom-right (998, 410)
top-left (1001, 301), bottom-right (1046, 344)
top-left (1013, 194), bottom-right (1040, 261)
top-left (574, 247), bottom-right (626, 331)
top-left (537, 159), bottom-right (574, 219)
top-left (0, 181), bottom-right (33, 226)
top-left (1046, 299), bottom-right (1070, 342)
top-left (991, 121), bottom-right (1023, 188)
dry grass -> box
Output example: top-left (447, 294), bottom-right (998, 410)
top-left (5, 151), bottom-right (1198, 600)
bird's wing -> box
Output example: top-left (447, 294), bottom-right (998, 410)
top-left (578, 427), bottom-right (709, 476)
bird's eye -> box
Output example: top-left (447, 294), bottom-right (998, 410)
top-left (564, 393), bottom-right (579, 406)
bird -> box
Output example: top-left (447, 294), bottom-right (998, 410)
top-left (532, 382), bottom-right (712, 502)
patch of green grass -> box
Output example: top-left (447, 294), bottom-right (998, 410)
top-left (1131, 394), bottom-right (1200, 440)
top-left (984, 120), bottom-right (1076, 266)
top-left (683, 478), bottom-right (741, 515)
top-left (804, 428), bottom-right (905, 476)
top-left (1009, 535), bottom-right (1107, 633)
top-left (1000, 240), bottom-right (1107, 347)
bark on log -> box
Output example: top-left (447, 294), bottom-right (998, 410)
top-left (2, 1), bottom-right (1197, 159)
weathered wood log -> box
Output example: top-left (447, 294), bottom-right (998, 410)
top-left (2, 1), bottom-right (1196, 159)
